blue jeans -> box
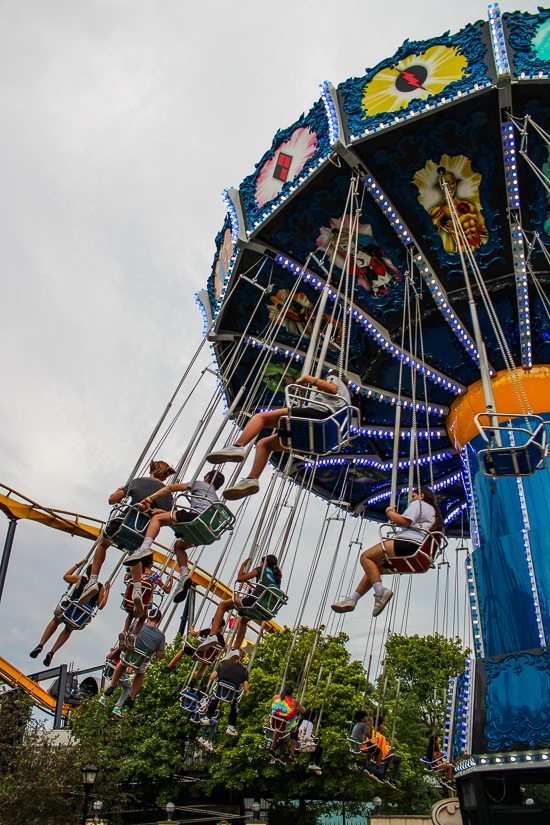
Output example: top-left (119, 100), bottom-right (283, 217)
top-left (202, 717), bottom-right (219, 741)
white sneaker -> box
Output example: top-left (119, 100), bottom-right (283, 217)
top-left (124, 545), bottom-right (154, 564)
top-left (133, 590), bottom-right (144, 618)
top-left (373, 588), bottom-right (393, 617)
top-left (196, 635), bottom-right (218, 652)
top-left (224, 478), bottom-right (260, 501)
top-left (308, 764), bottom-right (322, 774)
top-left (331, 597), bottom-right (357, 614)
top-left (112, 706), bottom-right (123, 717)
top-left (197, 736), bottom-right (206, 746)
top-left (207, 445), bottom-right (246, 464)
top-left (226, 725), bottom-right (238, 736)
top-left (78, 580), bottom-right (99, 605)
top-left (205, 740), bottom-right (214, 752)
top-left (221, 649), bottom-right (240, 663)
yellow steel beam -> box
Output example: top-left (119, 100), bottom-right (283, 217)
top-left (0, 655), bottom-right (71, 716)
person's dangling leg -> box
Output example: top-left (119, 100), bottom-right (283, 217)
top-left (233, 617), bottom-right (249, 650)
top-left (197, 599), bottom-right (234, 648)
top-left (332, 543), bottom-right (393, 616)
top-left (79, 537), bottom-right (111, 604)
top-left (43, 625), bottom-right (73, 664)
top-left (38, 618), bottom-right (61, 648)
top-left (173, 540), bottom-right (193, 604)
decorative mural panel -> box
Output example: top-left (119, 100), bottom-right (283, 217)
top-left (506, 8), bottom-right (550, 77)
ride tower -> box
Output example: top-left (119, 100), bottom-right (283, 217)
top-left (201, 6), bottom-right (550, 822)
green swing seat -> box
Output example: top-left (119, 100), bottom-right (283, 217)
top-left (235, 582), bottom-right (288, 623)
top-left (120, 646), bottom-right (150, 670)
top-left (172, 500), bottom-right (235, 546)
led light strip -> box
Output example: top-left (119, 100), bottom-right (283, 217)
top-left (488, 3), bottom-right (510, 76)
top-left (466, 553), bottom-right (484, 658)
top-left (444, 502), bottom-right (468, 525)
top-left (320, 81), bottom-right (340, 145)
top-left (508, 432), bottom-right (546, 645)
top-left (454, 658), bottom-right (473, 755)
top-left (275, 254), bottom-right (465, 395)
top-left (222, 189), bottom-right (240, 244)
top-left (502, 122), bottom-right (532, 368)
top-left (365, 471), bottom-right (462, 504)
top-left (303, 448), bottom-right (454, 471)
top-left (443, 677), bottom-right (455, 756)
top-left (359, 175), bottom-right (480, 363)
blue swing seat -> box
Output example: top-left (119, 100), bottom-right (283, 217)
top-left (278, 384), bottom-right (360, 456)
top-left (61, 601), bottom-right (94, 630)
top-left (106, 504), bottom-right (152, 552)
top-left (475, 412), bottom-right (548, 478)
top-left (103, 659), bottom-right (116, 682)
top-left (214, 679), bottom-right (240, 704)
top-left (180, 688), bottom-right (201, 713)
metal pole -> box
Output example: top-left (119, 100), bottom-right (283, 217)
top-left (0, 517), bottom-right (17, 606)
top-left (390, 406), bottom-right (402, 508)
top-left (54, 664), bottom-right (68, 730)
top-left (81, 784), bottom-right (91, 825)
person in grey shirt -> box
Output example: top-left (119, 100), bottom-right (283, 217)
top-left (100, 607), bottom-right (165, 713)
top-left (131, 470), bottom-right (225, 606)
top-left (79, 460), bottom-right (175, 615)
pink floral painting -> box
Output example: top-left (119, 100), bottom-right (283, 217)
top-left (255, 127), bottom-right (318, 208)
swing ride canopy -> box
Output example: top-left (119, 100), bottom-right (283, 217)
top-left (201, 6), bottom-right (550, 538)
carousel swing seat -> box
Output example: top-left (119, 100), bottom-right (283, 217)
top-left (171, 493), bottom-right (235, 546)
top-left (348, 736), bottom-right (378, 756)
top-left (379, 524), bottom-right (447, 575)
top-left (192, 642), bottom-right (223, 665)
top-left (234, 581), bottom-right (288, 622)
top-left (475, 412), bottom-right (548, 478)
top-left (105, 503), bottom-right (152, 552)
top-left (278, 384), bottom-right (360, 456)
top-left (120, 646), bottom-right (150, 671)
top-left (60, 601), bottom-right (95, 630)
top-left (180, 687), bottom-right (201, 713)
top-left (121, 578), bottom-right (154, 613)
top-left (214, 679), bottom-right (241, 704)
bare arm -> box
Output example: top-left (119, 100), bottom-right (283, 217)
top-left (139, 482), bottom-right (188, 510)
top-left (296, 374), bottom-right (338, 395)
top-left (236, 558), bottom-right (258, 583)
top-left (63, 559), bottom-right (87, 582)
top-left (243, 680), bottom-right (249, 693)
top-left (209, 670), bottom-right (218, 682)
top-left (295, 699), bottom-right (306, 715)
top-left (109, 487), bottom-right (126, 505)
top-left (189, 626), bottom-right (199, 638)
top-left (385, 506), bottom-right (412, 528)
top-left (155, 649), bottom-right (165, 659)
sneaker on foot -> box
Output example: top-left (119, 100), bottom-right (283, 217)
top-left (207, 445), bottom-right (245, 464)
top-left (226, 725), bottom-right (238, 736)
top-left (205, 740), bottom-right (214, 752)
top-left (112, 706), bottom-right (123, 717)
top-left (103, 685), bottom-right (115, 698)
top-left (78, 580), bottom-right (99, 605)
top-left (126, 633), bottom-right (136, 651)
top-left (133, 592), bottom-right (144, 619)
top-left (29, 644), bottom-right (43, 659)
top-left (124, 695), bottom-right (135, 710)
top-left (373, 587), bottom-right (393, 617)
top-left (331, 597), bottom-right (357, 614)
top-left (197, 736), bottom-right (205, 746)
top-left (196, 635), bottom-right (218, 652)
top-left (309, 764), bottom-right (322, 774)
top-left (221, 648), bottom-right (240, 663)
top-left (173, 574), bottom-right (192, 605)
top-left (223, 477), bottom-right (260, 501)
top-left (388, 779), bottom-right (400, 790)
top-left (118, 632), bottom-right (127, 651)
top-left (43, 651), bottom-right (54, 667)
top-left (161, 666), bottom-right (173, 674)
top-left (124, 545), bottom-right (154, 564)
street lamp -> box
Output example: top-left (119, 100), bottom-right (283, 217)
top-left (81, 764), bottom-right (98, 825)
top-left (93, 800), bottom-right (103, 823)
top-left (165, 802), bottom-right (176, 821)
top-left (372, 797), bottom-right (382, 818)
top-left (251, 802), bottom-right (261, 822)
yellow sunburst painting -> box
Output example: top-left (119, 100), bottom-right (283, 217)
top-left (361, 45), bottom-right (468, 117)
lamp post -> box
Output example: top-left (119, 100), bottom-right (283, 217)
top-left (93, 800), bottom-right (103, 823)
top-left (251, 802), bottom-right (261, 822)
top-left (165, 802), bottom-right (176, 821)
top-left (81, 764), bottom-right (98, 825)
top-left (372, 797), bottom-right (382, 819)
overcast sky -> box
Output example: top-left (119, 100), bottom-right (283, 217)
top-left (1, 0), bottom-right (535, 694)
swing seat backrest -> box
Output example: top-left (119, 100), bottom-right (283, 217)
top-left (122, 579), bottom-right (154, 613)
top-left (192, 642), bottom-right (222, 665)
top-left (107, 505), bottom-right (152, 552)
top-left (421, 755), bottom-right (445, 772)
top-left (103, 660), bottom-right (116, 682)
top-left (278, 405), bottom-right (354, 456)
top-left (179, 688), bottom-right (201, 713)
top-left (61, 601), bottom-right (94, 630)
top-left (215, 679), bottom-right (239, 703)
top-left (475, 413), bottom-right (548, 478)
top-left (348, 738), bottom-right (364, 755)
top-left (235, 583), bottom-right (289, 622)
top-left (172, 500), bottom-right (235, 546)
top-left (380, 528), bottom-right (447, 575)
top-left (270, 715), bottom-right (289, 734)
top-left (120, 646), bottom-right (150, 670)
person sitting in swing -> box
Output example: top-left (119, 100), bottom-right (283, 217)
top-left (288, 708), bottom-right (323, 773)
top-left (332, 486), bottom-right (443, 618)
top-left (199, 648), bottom-right (249, 737)
top-left (29, 562), bottom-right (110, 667)
top-left (206, 370), bottom-right (351, 500)
top-left (134, 470), bottom-right (225, 606)
top-left (426, 734), bottom-right (454, 787)
top-left (100, 607), bottom-right (165, 711)
top-left (118, 561), bottom-right (174, 651)
top-left (369, 717), bottom-right (402, 789)
top-left (160, 621), bottom-right (226, 682)
top-left (196, 555), bottom-right (283, 654)
top-left (78, 460), bottom-right (176, 616)
top-left (268, 683), bottom-right (306, 759)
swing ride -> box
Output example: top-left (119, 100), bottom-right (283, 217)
top-left (1, 5), bottom-right (550, 822)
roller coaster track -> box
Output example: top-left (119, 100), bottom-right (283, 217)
top-left (0, 483), bottom-right (282, 710)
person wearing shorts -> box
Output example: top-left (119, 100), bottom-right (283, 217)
top-left (206, 370), bottom-right (351, 501)
top-left (288, 709), bottom-right (323, 773)
top-left (100, 607), bottom-right (165, 712)
top-left (78, 460), bottom-right (176, 616)
top-left (119, 561), bottom-right (174, 649)
top-left (133, 470), bottom-right (225, 607)
top-left (197, 555), bottom-right (283, 656)
top-left (332, 486), bottom-right (444, 619)
top-left (29, 563), bottom-right (109, 667)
